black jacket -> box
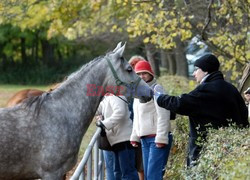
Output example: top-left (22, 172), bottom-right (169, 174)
top-left (157, 71), bottom-right (249, 130)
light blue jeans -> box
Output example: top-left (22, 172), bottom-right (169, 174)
top-left (141, 133), bottom-right (173, 180)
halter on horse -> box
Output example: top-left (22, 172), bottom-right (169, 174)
top-left (0, 42), bottom-right (152, 180)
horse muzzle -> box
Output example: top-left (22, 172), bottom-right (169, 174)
top-left (125, 84), bottom-right (153, 102)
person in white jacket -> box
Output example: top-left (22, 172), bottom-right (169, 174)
top-left (130, 61), bottom-right (172, 180)
top-left (96, 94), bottom-right (139, 180)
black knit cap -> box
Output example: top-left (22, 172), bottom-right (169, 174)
top-left (194, 54), bottom-right (220, 73)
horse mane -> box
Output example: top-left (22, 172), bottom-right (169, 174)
top-left (25, 92), bottom-right (50, 118)
top-left (24, 55), bottom-right (106, 116)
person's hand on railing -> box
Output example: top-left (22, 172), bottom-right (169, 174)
top-left (95, 118), bottom-right (106, 136)
top-left (96, 120), bottom-right (106, 129)
top-left (95, 115), bottom-right (103, 121)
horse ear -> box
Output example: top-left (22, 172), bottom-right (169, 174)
top-left (114, 42), bottom-right (126, 59)
top-left (113, 42), bottom-right (122, 52)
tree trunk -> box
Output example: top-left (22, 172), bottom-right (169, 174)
top-left (0, 43), bottom-right (7, 70)
top-left (21, 37), bottom-right (27, 64)
top-left (160, 49), bottom-right (177, 75)
top-left (145, 43), bottom-right (160, 77)
top-left (34, 31), bottom-right (39, 62)
top-left (41, 40), bottom-right (55, 66)
top-left (174, 37), bottom-right (188, 77)
top-left (160, 49), bottom-right (168, 69)
top-left (166, 50), bottom-right (176, 75)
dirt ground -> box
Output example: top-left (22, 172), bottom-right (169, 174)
top-left (65, 162), bottom-right (80, 180)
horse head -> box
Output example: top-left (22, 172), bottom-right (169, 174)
top-left (104, 42), bottom-right (152, 102)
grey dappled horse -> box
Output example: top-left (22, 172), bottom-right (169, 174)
top-left (0, 42), bottom-right (152, 180)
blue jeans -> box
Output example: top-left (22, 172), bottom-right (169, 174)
top-left (141, 133), bottom-right (173, 180)
top-left (113, 146), bottom-right (139, 180)
top-left (103, 150), bottom-right (121, 180)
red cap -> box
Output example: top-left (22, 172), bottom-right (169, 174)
top-left (128, 56), bottom-right (146, 69)
top-left (134, 61), bottom-right (154, 77)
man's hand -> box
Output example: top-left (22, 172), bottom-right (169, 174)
top-left (154, 84), bottom-right (164, 101)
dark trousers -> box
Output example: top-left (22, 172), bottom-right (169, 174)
top-left (187, 136), bottom-right (202, 167)
top-left (187, 118), bottom-right (206, 167)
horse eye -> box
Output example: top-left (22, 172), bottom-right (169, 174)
top-left (127, 66), bottom-right (132, 72)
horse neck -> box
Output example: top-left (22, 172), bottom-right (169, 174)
top-left (51, 59), bottom-right (109, 129)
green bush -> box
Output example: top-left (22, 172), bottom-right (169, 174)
top-left (158, 75), bottom-right (195, 96)
top-left (183, 126), bottom-right (250, 180)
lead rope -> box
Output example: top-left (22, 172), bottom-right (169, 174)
top-left (115, 94), bottom-right (129, 104)
top-left (106, 91), bottom-right (129, 104)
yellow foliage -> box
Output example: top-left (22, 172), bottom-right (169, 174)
top-left (111, 24), bottom-right (118, 32)
top-left (158, 2), bottom-right (163, 8)
top-left (143, 37), bottom-right (150, 43)
top-left (185, 22), bottom-right (191, 28)
top-left (24, 4), bottom-right (49, 28)
top-left (170, 11), bottom-right (175, 17)
top-left (212, 22), bottom-right (217, 27)
top-left (197, 23), bottom-right (203, 28)
top-left (91, 2), bottom-right (101, 11)
top-left (180, 29), bottom-right (192, 41)
top-left (219, 6), bottom-right (227, 15)
top-left (8, 6), bottom-right (22, 17)
top-left (65, 28), bottom-right (77, 40)
top-left (116, 0), bottom-right (122, 4)
top-left (0, 0), bottom-right (248, 81)
top-left (229, 18), bottom-right (233, 24)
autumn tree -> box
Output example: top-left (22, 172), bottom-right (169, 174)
top-left (0, 0), bottom-right (249, 81)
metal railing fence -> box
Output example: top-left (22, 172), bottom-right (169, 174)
top-left (70, 127), bottom-right (105, 180)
